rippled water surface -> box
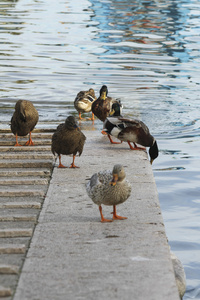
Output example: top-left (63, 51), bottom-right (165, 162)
top-left (1, 0), bottom-right (200, 298)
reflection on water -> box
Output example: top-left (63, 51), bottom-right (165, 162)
top-left (1, 0), bottom-right (200, 298)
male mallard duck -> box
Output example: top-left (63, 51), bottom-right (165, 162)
top-left (105, 102), bottom-right (123, 144)
top-left (86, 164), bottom-right (131, 222)
top-left (11, 100), bottom-right (39, 146)
top-left (91, 85), bottom-right (120, 122)
top-left (51, 116), bottom-right (86, 168)
top-left (104, 103), bottom-right (159, 164)
top-left (74, 88), bottom-right (96, 120)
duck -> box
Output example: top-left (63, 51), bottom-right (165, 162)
top-left (51, 116), bottom-right (86, 168)
top-left (11, 100), bottom-right (39, 146)
top-left (74, 88), bottom-right (96, 120)
top-left (103, 102), bottom-right (159, 164)
top-left (91, 85), bottom-right (120, 122)
top-left (86, 164), bottom-right (131, 222)
top-left (105, 101), bottom-right (123, 144)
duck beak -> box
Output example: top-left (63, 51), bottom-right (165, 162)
top-left (100, 91), bottom-right (107, 100)
top-left (109, 109), bottom-right (115, 116)
top-left (110, 173), bottom-right (118, 186)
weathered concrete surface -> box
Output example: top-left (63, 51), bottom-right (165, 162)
top-left (14, 130), bottom-right (180, 300)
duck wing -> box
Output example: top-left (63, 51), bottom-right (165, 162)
top-left (116, 117), bottom-right (150, 134)
top-left (86, 170), bottom-right (112, 197)
top-left (116, 117), bottom-right (153, 146)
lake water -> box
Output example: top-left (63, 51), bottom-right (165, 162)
top-left (1, 0), bottom-right (200, 298)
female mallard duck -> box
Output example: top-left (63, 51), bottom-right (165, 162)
top-left (51, 116), bottom-right (86, 168)
top-left (91, 85), bottom-right (120, 122)
top-left (104, 102), bottom-right (159, 164)
top-left (86, 164), bottom-right (131, 222)
top-left (74, 88), bottom-right (96, 120)
top-left (11, 100), bottom-right (39, 146)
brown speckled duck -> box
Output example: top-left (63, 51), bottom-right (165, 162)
top-left (91, 85), bottom-right (120, 122)
top-left (86, 164), bottom-right (131, 222)
top-left (74, 88), bottom-right (96, 120)
top-left (11, 100), bottom-right (39, 146)
top-left (51, 116), bottom-right (86, 168)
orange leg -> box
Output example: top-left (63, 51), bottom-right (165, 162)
top-left (127, 141), bottom-right (145, 150)
top-left (69, 155), bottom-right (79, 168)
top-left (107, 134), bottom-right (122, 144)
top-left (112, 205), bottom-right (127, 220)
top-left (87, 112), bottom-right (95, 121)
top-left (14, 134), bottom-right (22, 146)
top-left (101, 130), bottom-right (107, 135)
top-left (25, 132), bottom-right (34, 146)
top-left (78, 112), bottom-right (84, 120)
top-left (58, 155), bottom-right (66, 168)
top-left (99, 206), bottom-right (113, 223)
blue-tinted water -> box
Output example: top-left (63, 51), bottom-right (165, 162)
top-left (1, 0), bottom-right (200, 298)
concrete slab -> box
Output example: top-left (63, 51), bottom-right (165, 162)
top-left (13, 131), bottom-right (180, 300)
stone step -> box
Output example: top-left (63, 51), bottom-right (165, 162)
top-left (0, 286), bottom-right (12, 297)
top-left (0, 178), bottom-right (49, 185)
top-left (0, 153), bottom-right (53, 160)
top-left (0, 265), bottom-right (19, 274)
top-left (0, 160), bottom-right (53, 169)
top-left (0, 126), bottom-right (54, 299)
top-left (0, 169), bottom-right (51, 177)
top-left (0, 190), bottom-right (45, 197)
top-left (0, 229), bottom-right (33, 238)
top-left (0, 146), bottom-right (51, 152)
top-left (0, 140), bottom-right (51, 146)
top-left (0, 215), bottom-right (37, 222)
top-left (0, 196), bottom-right (44, 204)
top-left (0, 202), bottom-right (41, 209)
top-left (0, 133), bottom-right (53, 140)
top-left (0, 244), bottom-right (26, 254)
top-left (0, 128), bottom-right (56, 134)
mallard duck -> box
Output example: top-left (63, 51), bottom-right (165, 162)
top-left (105, 102), bottom-right (123, 144)
top-left (86, 164), bottom-right (131, 222)
top-left (74, 88), bottom-right (96, 120)
top-left (11, 100), bottom-right (39, 146)
top-left (91, 85), bottom-right (120, 122)
top-left (51, 116), bottom-right (86, 168)
top-left (103, 103), bottom-right (159, 164)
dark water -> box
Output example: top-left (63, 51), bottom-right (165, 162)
top-left (1, 0), bottom-right (200, 298)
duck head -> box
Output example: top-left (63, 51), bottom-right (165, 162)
top-left (88, 88), bottom-right (96, 99)
top-left (149, 140), bottom-right (159, 164)
top-left (110, 164), bottom-right (126, 186)
top-left (99, 85), bottom-right (108, 100)
top-left (109, 102), bottom-right (123, 117)
top-left (65, 116), bottom-right (78, 130)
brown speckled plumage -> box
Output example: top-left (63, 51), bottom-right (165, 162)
top-left (51, 116), bottom-right (86, 168)
top-left (86, 164), bottom-right (131, 222)
top-left (11, 100), bottom-right (39, 146)
top-left (74, 88), bottom-right (96, 120)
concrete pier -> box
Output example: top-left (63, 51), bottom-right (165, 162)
top-left (11, 130), bottom-right (179, 300)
